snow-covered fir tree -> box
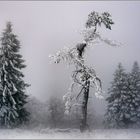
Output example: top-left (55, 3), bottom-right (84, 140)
top-left (127, 61), bottom-right (140, 126)
top-left (0, 22), bottom-right (29, 128)
top-left (105, 63), bottom-right (132, 128)
top-left (105, 62), bottom-right (140, 128)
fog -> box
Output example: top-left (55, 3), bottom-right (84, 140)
top-left (0, 1), bottom-right (140, 115)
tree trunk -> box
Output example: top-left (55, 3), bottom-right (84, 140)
top-left (80, 80), bottom-right (90, 132)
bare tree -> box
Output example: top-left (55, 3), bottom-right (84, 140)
top-left (50, 11), bottom-right (118, 132)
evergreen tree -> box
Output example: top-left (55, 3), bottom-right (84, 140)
top-left (127, 61), bottom-right (140, 125)
top-left (0, 22), bottom-right (29, 128)
top-left (105, 63), bottom-right (132, 128)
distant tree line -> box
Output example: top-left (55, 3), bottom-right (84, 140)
top-left (26, 95), bottom-right (98, 130)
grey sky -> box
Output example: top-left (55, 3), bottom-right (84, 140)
top-left (0, 1), bottom-right (140, 114)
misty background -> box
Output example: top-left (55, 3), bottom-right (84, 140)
top-left (0, 1), bottom-right (140, 116)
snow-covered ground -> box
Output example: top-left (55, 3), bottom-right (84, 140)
top-left (0, 128), bottom-right (140, 139)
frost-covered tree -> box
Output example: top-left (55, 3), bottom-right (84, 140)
top-left (0, 22), bottom-right (29, 128)
top-left (105, 62), bottom-right (140, 128)
top-left (105, 63), bottom-right (133, 128)
top-left (50, 11), bottom-right (118, 132)
top-left (127, 61), bottom-right (140, 126)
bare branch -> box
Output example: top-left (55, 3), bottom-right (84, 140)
top-left (76, 87), bottom-right (84, 100)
